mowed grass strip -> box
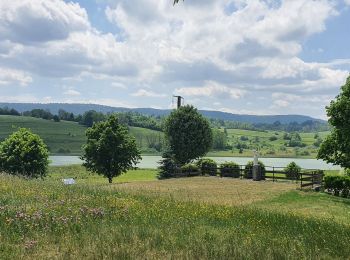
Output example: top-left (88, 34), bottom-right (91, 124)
top-left (112, 177), bottom-right (298, 206)
top-left (0, 173), bottom-right (350, 259)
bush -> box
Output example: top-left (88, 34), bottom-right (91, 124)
top-left (56, 148), bottom-right (71, 154)
top-left (345, 169), bottom-right (350, 177)
top-left (0, 128), bottom-right (49, 178)
top-left (158, 149), bottom-right (178, 179)
top-left (181, 164), bottom-right (200, 177)
top-left (324, 175), bottom-right (350, 197)
top-left (244, 161), bottom-right (266, 179)
top-left (196, 158), bottom-right (217, 176)
top-left (220, 162), bottom-right (240, 178)
top-left (284, 162), bottom-right (301, 180)
top-left (269, 136), bottom-right (278, 141)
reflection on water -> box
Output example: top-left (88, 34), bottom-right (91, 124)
top-left (50, 155), bottom-right (340, 170)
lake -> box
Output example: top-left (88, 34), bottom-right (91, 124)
top-left (50, 155), bottom-right (341, 170)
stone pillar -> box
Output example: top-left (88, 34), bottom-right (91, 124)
top-left (253, 165), bottom-right (261, 181)
top-left (253, 150), bottom-right (261, 181)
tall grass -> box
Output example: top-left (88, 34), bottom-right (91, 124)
top-left (1, 174), bottom-right (349, 259)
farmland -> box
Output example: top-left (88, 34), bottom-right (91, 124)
top-left (1, 166), bottom-right (349, 259)
top-left (0, 115), bottom-right (329, 158)
top-left (0, 116), bottom-right (163, 155)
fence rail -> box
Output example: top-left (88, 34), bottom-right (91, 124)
top-left (177, 165), bottom-right (324, 190)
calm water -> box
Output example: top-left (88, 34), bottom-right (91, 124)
top-left (50, 155), bottom-right (341, 170)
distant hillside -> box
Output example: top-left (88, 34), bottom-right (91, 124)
top-left (0, 102), bottom-right (325, 124)
top-left (0, 115), bottom-right (163, 155)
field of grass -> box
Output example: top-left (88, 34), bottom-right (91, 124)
top-left (0, 115), bottom-right (330, 158)
top-left (0, 116), bottom-right (163, 155)
top-left (209, 128), bottom-right (331, 158)
top-left (1, 166), bottom-right (349, 259)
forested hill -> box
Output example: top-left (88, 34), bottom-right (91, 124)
top-left (0, 102), bottom-right (325, 124)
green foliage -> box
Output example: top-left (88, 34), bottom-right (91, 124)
top-left (164, 105), bottom-right (213, 164)
top-left (324, 175), bottom-right (350, 197)
top-left (220, 162), bottom-right (240, 178)
top-left (284, 162), bottom-right (301, 180)
top-left (244, 161), bottom-right (266, 179)
top-left (0, 128), bottom-right (49, 178)
top-left (212, 128), bottom-right (228, 150)
top-left (318, 76), bottom-right (350, 169)
top-left (196, 158), bottom-right (217, 176)
top-left (158, 149), bottom-right (178, 179)
top-left (269, 136), bottom-right (278, 141)
top-left (180, 164), bottom-right (200, 176)
top-left (81, 115), bottom-right (141, 183)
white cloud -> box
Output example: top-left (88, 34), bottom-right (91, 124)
top-left (175, 81), bottom-right (246, 99)
top-left (131, 89), bottom-right (166, 97)
top-left (0, 67), bottom-right (32, 86)
top-left (63, 89), bottom-right (81, 96)
top-left (0, 0), bottom-right (90, 44)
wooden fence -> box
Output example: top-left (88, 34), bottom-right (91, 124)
top-left (179, 165), bottom-right (324, 190)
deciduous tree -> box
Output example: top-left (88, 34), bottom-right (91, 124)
top-left (0, 128), bottom-right (49, 178)
top-left (164, 105), bottom-right (213, 165)
top-left (81, 115), bottom-right (141, 183)
top-left (318, 76), bottom-right (350, 169)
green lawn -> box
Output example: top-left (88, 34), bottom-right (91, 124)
top-left (0, 167), bottom-right (349, 259)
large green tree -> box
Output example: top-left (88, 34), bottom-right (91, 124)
top-left (0, 128), bottom-right (49, 178)
top-left (81, 115), bottom-right (141, 183)
top-left (164, 105), bottom-right (213, 165)
top-left (317, 76), bottom-right (350, 169)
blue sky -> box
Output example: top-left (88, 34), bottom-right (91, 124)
top-left (0, 0), bottom-right (349, 119)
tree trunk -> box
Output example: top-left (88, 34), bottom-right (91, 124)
top-left (108, 177), bottom-right (113, 184)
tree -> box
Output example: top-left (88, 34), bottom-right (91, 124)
top-left (164, 105), bottom-right (213, 165)
top-left (0, 128), bottom-right (49, 178)
top-left (81, 115), bottom-right (141, 183)
top-left (53, 115), bottom-right (60, 122)
top-left (318, 76), bottom-right (350, 169)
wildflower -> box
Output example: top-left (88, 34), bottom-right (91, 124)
top-left (24, 240), bottom-right (38, 250)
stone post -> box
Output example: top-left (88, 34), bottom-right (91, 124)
top-left (253, 150), bottom-right (261, 181)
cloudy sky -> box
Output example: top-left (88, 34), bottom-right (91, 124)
top-left (0, 0), bottom-right (349, 119)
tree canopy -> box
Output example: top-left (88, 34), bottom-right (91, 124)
top-left (0, 128), bottom-right (49, 178)
top-left (81, 115), bottom-right (141, 183)
top-left (164, 105), bottom-right (213, 165)
top-left (317, 75), bottom-right (350, 169)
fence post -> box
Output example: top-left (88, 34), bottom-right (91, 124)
top-left (273, 167), bottom-right (275, 182)
top-left (300, 171), bottom-right (303, 190)
top-left (312, 171), bottom-right (314, 189)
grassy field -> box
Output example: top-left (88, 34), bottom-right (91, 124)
top-left (0, 116), bottom-right (163, 155)
top-left (208, 128), bottom-right (330, 158)
top-left (1, 166), bottom-right (349, 259)
top-left (0, 115), bottom-right (330, 158)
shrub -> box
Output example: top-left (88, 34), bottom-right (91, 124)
top-left (0, 128), bottom-right (49, 178)
top-left (220, 162), bottom-right (240, 178)
top-left (56, 148), bottom-right (71, 154)
top-left (345, 169), bottom-right (350, 177)
top-left (196, 158), bottom-right (217, 176)
top-left (269, 136), bottom-right (278, 141)
top-left (181, 164), bottom-right (200, 177)
top-left (324, 175), bottom-right (350, 197)
top-left (284, 162), bottom-right (301, 180)
top-left (244, 161), bottom-right (266, 179)
top-left (158, 149), bottom-right (178, 179)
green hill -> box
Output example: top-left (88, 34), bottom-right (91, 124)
top-left (0, 115), bottom-right (329, 158)
top-left (0, 116), bottom-right (163, 155)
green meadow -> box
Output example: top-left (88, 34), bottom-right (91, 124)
top-left (0, 166), bottom-right (349, 259)
top-left (0, 115), bottom-right (329, 158)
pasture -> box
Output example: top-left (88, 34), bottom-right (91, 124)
top-left (0, 116), bottom-right (163, 155)
top-left (1, 166), bottom-right (349, 259)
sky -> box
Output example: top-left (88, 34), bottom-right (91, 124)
top-left (0, 0), bottom-right (349, 119)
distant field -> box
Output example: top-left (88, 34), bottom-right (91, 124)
top-left (0, 115), bottom-right (87, 155)
top-left (210, 128), bottom-right (331, 158)
top-left (0, 115), bottom-right (330, 158)
top-left (0, 116), bottom-right (163, 155)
